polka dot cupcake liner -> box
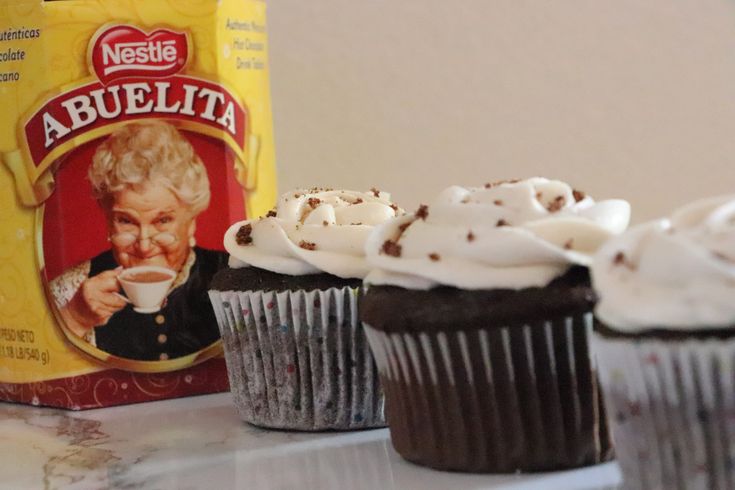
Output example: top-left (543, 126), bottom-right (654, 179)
top-left (209, 286), bottom-right (386, 431)
top-left (594, 332), bottom-right (735, 490)
top-left (363, 312), bottom-right (613, 472)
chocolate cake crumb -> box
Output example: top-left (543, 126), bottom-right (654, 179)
top-left (371, 187), bottom-right (381, 197)
top-left (322, 220), bottom-right (329, 226)
top-left (236, 224), bottom-right (253, 245)
top-left (564, 239), bottom-right (574, 250)
top-left (307, 197), bottom-right (321, 208)
top-left (382, 240), bottom-right (402, 257)
top-left (547, 196), bottom-right (566, 213)
top-left (416, 204), bottom-right (429, 220)
top-left (390, 203), bottom-right (399, 212)
top-left (485, 179), bottom-right (520, 189)
top-left (428, 253), bottom-right (441, 262)
top-left (494, 200), bottom-right (503, 206)
top-left (613, 251), bottom-right (636, 270)
top-left (467, 231), bottom-right (476, 242)
top-left (573, 189), bottom-right (586, 202)
top-left (355, 198), bottom-right (364, 205)
top-left (299, 240), bottom-right (317, 251)
top-left (496, 219), bottom-right (510, 227)
top-left (266, 209), bottom-right (277, 218)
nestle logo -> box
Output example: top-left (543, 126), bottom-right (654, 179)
top-left (90, 25), bottom-right (190, 85)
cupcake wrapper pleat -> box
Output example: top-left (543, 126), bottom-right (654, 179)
top-left (364, 313), bottom-right (613, 472)
top-left (594, 334), bottom-right (735, 490)
top-left (209, 287), bottom-right (385, 431)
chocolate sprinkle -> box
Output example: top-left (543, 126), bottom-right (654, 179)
top-left (547, 196), bottom-right (566, 213)
top-left (494, 200), bottom-right (503, 206)
top-left (382, 240), bottom-right (402, 257)
top-left (496, 219), bottom-right (510, 227)
top-left (355, 198), bottom-right (364, 205)
top-left (299, 240), bottom-right (317, 251)
top-left (573, 189), bottom-right (586, 203)
top-left (266, 209), bottom-right (277, 218)
top-left (323, 221), bottom-right (329, 227)
top-left (416, 204), bottom-right (429, 220)
top-left (428, 253), bottom-right (441, 262)
top-left (390, 203), bottom-right (399, 213)
top-left (371, 187), bottom-right (381, 197)
top-left (613, 251), bottom-right (636, 270)
top-left (236, 224), bottom-right (253, 245)
top-left (467, 231), bottom-right (476, 242)
top-left (307, 197), bottom-right (321, 208)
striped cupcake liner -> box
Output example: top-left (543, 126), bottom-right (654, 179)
top-left (594, 333), bottom-right (735, 490)
top-left (209, 286), bottom-right (385, 431)
top-left (363, 312), bottom-right (613, 472)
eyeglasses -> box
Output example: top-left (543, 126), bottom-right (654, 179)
top-left (110, 231), bottom-right (179, 248)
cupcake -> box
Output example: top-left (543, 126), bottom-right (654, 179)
top-left (591, 195), bottom-right (735, 490)
top-left (209, 188), bottom-right (402, 430)
top-left (360, 178), bottom-right (630, 472)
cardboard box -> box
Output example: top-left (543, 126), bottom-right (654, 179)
top-left (0, 0), bottom-right (277, 409)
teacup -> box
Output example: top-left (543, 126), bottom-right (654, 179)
top-left (118, 266), bottom-right (176, 314)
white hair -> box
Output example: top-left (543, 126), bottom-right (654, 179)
top-left (88, 121), bottom-right (211, 215)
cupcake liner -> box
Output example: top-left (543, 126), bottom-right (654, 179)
top-left (209, 286), bottom-right (385, 431)
top-left (594, 332), bottom-right (735, 490)
top-left (363, 312), bottom-right (613, 472)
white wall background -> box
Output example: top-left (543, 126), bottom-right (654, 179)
top-left (268, 0), bottom-right (735, 222)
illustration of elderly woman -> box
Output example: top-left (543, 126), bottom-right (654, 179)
top-left (50, 121), bottom-right (228, 361)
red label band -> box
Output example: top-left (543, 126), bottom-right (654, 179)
top-left (24, 75), bottom-right (247, 168)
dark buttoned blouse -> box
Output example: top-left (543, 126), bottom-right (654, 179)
top-left (90, 247), bottom-right (228, 361)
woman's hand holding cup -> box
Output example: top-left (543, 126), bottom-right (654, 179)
top-left (62, 267), bottom-right (127, 337)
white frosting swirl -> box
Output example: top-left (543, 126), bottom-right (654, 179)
top-left (224, 189), bottom-right (402, 278)
top-left (592, 195), bottom-right (735, 331)
top-left (364, 178), bottom-right (630, 290)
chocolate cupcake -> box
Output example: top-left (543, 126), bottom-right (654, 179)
top-left (361, 178), bottom-right (630, 472)
top-left (591, 195), bottom-right (735, 490)
top-left (209, 188), bottom-right (402, 431)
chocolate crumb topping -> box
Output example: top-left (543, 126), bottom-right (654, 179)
top-left (390, 203), bottom-right (399, 213)
top-left (307, 197), bottom-right (321, 208)
top-left (573, 189), bottom-right (586, 203)
top-left (398, 221), bottom-right (412, 233)
top-left (416, 204), bottom-right (429, 220)
top-left (547, 196), bottom-right (566, 213)
top-left (299, 240), bottom-right (317, 251)
top-left (355, 198), bottom-right (364, 205)
top-left (428, 253), bottom-right (441, 262)
top-left (322, 220), bottom-right (329, 227)
top-left (467, 231), bottom-right (476, 242)
top-left (564, 239), bottom-right (574, 250)
top-left (485, 179), bottom-right (520, 189)
top-left (266, 209), bottom-right (277, 218)
top-left (382, 240), bottom-right (402, 257)
top-left (613, 251), bottom-right (636, 270)
top-left (371, 187), bottom-right (381, 198)
top-left (494, 200), bottom-right (503, 206)
top-left (496, 219), bottom-right (510, 227)
top-left (235, 224), bottom-right (253, 245)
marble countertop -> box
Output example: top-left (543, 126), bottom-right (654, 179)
top-left (1, 393), bottom-right (622, 490)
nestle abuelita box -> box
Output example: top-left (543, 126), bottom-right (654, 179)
top-left (0, 0), bottom-right (277, 409)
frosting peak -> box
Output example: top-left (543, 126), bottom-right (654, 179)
top-left (365, 178), bottom-right (631, 290)
top-left (592, 195), bottom-right (735, 331)
top-left (224, 189), bottom-right (402, 278)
